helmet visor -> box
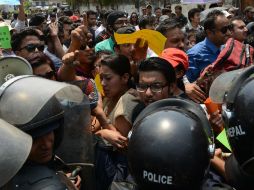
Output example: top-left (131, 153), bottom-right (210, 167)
top-left (0, 119), bottom-right (32, 187)
top-left (209, 68), bottom-right (251, 103)
top-left (0, 76), bottom-right (84, 126)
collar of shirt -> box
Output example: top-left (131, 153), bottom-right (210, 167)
top-left (204, 38), bottom-right (220, 55)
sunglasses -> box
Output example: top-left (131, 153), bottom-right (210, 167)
top-left (37, 70), bottom-right (55, 79)
top-left (218, 25), bottom-right (233, 34)
top-left (19, 44), bottom-right (45, 52)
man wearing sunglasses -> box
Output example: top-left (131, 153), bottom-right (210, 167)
top-left (136, 57), bottom-right (176, 107)
top-left (11, 28), bottom-right (45, 60)
top-left (95, 11), bottom-right (128, 54)
top-left (184, 10), bottom-right (231, 104)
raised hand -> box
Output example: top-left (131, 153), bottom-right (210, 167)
top-left (132, 38), bottom-right (148, 62)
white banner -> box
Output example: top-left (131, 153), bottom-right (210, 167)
top-left (0, 0), bottom-right (20, 5)
top-left (181, 0), bottom-right (218, 3)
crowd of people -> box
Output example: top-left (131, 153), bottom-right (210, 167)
top-left (1, 0), bottom-right (254, 189)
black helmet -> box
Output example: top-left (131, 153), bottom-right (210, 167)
top-left (128, 98), bottom-right (213, 190)
top-left (0, 76), bottom-right (84, 149)
top-left (209, 66), bottom-right (254, 176)
top-left (21, 95), bottom-right (64, 149)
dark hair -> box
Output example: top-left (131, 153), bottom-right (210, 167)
top-left (154, 7), bottom-right (161, 12)
top-left (107, 11), bottom-right (126, 26)
top-left (13, 13), bottom-right (18, 19)
top-left (103, 10), bottom-right (113, 21)
top-left (230, 16), bottom-right (244, 25)
top-left (138, 16), bottom-right (155, 29)
top-left (156, 18), bottom-right (182, 36)
top-left (175, 5), bottom-right (182, 11)
top-left (204, 10), bottom-right (225, 33)
top-left (101, 54), bottom-right (131, 76)
top-left (196, 30), bottom-right (206, 43)
top-left (58, 16), bottom-right (73, 25)
top-left (11, 28), bottom-right (41, 51)
top-left (188, 8), bottom-right (201, 22)
top-left (101, 54), bottom-right (133, 87)
top-left (162, 8), bottom-right (171, 15)
top-left (86, 10), bottom-right (97, 18)
top-left (29, 13), bottom-right (46, 26)
top-left (137, 57), bottom-right (176, 85)
top-left (209, 3), bottom-right (219, 9)
top-left (64, 9), bottom-right (73, 17)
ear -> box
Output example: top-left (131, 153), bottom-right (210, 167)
top-left (206, 29), bottom-right (214, 36)
top-left (176, 70), bottom-right (184, 79)
top-left (121, 73), bottom-right (130, 84)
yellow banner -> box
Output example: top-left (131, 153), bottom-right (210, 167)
top-left (114, 29), bottom-right (167, 55)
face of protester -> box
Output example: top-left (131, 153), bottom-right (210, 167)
top-left (209, 15), bottom-right (231, 47)
top-left (131, 14), bottom-right (138, 23)
top-left (142, 8), bottom-right (147, 16)
top-left (15, 35), bottom-right (44, 60)
top-left (33, 63), bottom-right (56, 81)
top-left (166, 5), bottom-right (172, 13)
top-left (112, 17), bottom-right (128, 32)
top-left (88, 14), bottom-right (97, 27)
top-left (138, 71), bottom-right (173, 106)
top-left (155, 9), bottom-right (162, 18)
top-left (74, 11), bottom-right (80, 17)
top-left (146, 7), bottom-right (152, 15)
top-left (232, 19), bottom-right (248, 42)
top-left (29, 131), bottom-right (54, 164)
top-left (164, 28), bottom-right (185, 50)
top-left (63, 23), bottom-right (72, 42)
top-left (175, 8), bottom-right (181, 16)
top-left (246, 10), bottom-right (254, 20)
top-left (100, 65), bottom-right (129, 99)
top-left (115, 43), bottom-right (135, 61)
top-left (191, 12), bottom-right (201, 25)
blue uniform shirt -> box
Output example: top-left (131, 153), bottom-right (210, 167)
top-left (186, 38), bottom-right (221, 83)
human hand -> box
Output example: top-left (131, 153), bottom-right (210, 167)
top-left (66, 173), bottom-right (81, 189)
top-left (102, 129), bottom-right (128, 149)
top-left (185, 83), bottom-right (206, 103)
top-left (82, 12), bottom-right (88, 27)
top-left (63, 48), bottom-right (94, 67)
top-left (208, 111), bottom-right (224, 134)
top-left (49, 22), bottom-right (58, 37)
top-left (132, 38), bottom-right (148, 62)
top-left (70, 25), bottom-right (89, 49)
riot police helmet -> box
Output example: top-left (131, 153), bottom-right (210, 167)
top-left (0, 119), bottom-right (32, 187)
top-left (128, 98), bottom-right (213, 190)
top-left (209, 66), bottom-right (254, 176)
top-left (0, 75), bottom-right (84, 149)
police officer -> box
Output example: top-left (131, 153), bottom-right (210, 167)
top-left (127, 98), bottom-right (215, 190)
top-left (209, 66), bottom-right (254, 189)
top-left (0, 75), bottom-right (90, 189)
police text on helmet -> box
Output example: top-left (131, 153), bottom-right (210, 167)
top-left (143, 170), bottom-right (172, 185)
top-left (227, 125), bottom-right (246, 138)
